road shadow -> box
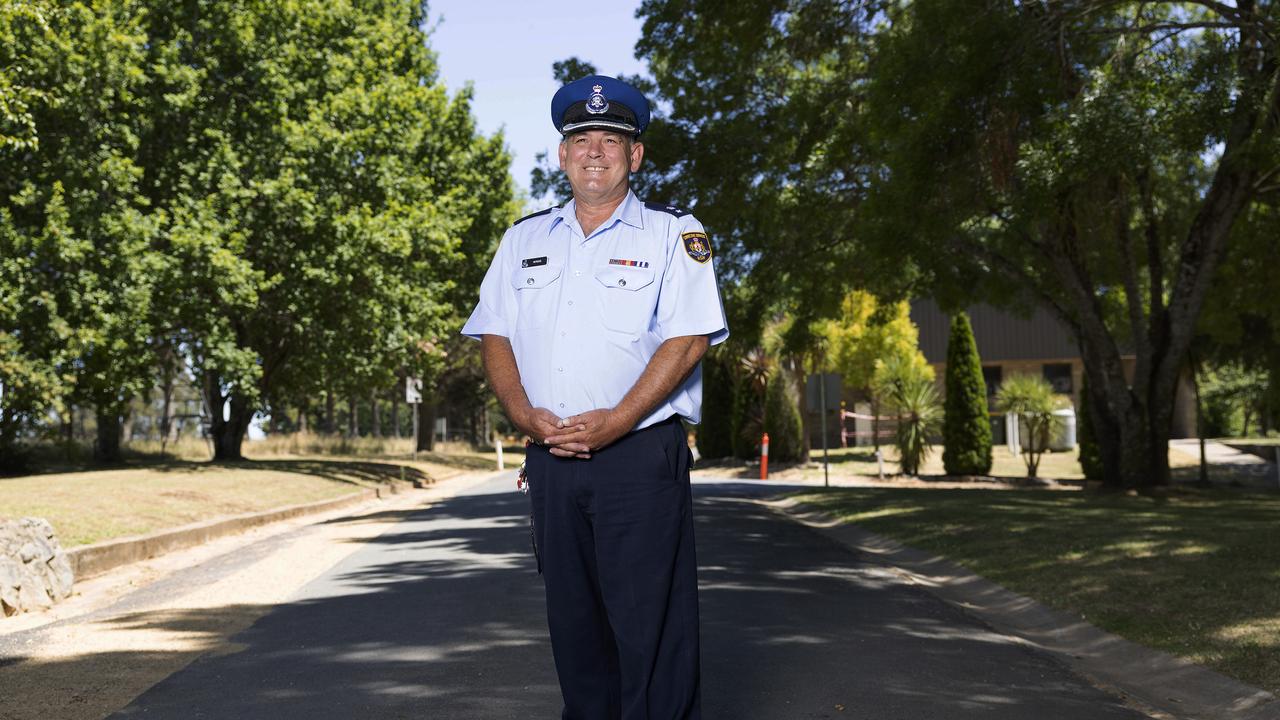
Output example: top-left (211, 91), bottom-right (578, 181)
top-left (3, 482), bottom-right (1146, 719)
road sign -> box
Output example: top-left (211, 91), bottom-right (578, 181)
top-left (405, 377), bottom-right (423, 404)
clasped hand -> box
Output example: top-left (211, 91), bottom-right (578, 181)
top-left (523, 407), bottom-right (628, 459)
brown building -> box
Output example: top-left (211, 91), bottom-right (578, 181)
top-left (910, 299), bottom-right (1197, 439)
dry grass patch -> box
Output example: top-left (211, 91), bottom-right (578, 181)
top-left (0, 463), bottom-right (372, 547)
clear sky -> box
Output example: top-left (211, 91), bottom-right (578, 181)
top-left (425, 1), bottom-right (649, 209)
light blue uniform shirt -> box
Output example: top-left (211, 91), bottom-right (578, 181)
top-left (462, 190), bottom-right (729, 431)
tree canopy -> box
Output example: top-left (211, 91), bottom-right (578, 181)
top-left (635, 0), bottom-right (1280, 488)
top-left (1, 0), bottom-right (516, 465)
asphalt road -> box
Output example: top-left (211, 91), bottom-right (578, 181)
top-left (109, 474), bottom-right (1148, 719)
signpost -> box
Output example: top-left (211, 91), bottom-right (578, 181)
top-left (806, 373), bottom-right (842, 488)
top-left (405, 377), bottom-right (422, 461)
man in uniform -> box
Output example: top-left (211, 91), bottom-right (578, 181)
top-left (462, 74), bottom-right (728, 719)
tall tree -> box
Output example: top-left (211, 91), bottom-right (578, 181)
top-left (942, 313), bottom-right (992, 476)
top-left (1, 0), bottom-right (157, 463)
top-left (638, 0), bottom-right (1280, 489)
top-left (137, 0), bottom-right (516, 460)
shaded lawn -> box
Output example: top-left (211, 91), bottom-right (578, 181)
top-left (792, 486), bottom-right (1280, 694)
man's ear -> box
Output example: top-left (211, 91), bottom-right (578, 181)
top-left (558, 138), bottom-right (569, 171)
top-left (629, 141), bottom-right (644, 172)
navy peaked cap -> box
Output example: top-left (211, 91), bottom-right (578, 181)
top-left (551, 74), bottom-right (650, 137)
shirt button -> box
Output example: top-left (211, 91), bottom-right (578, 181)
top-left (526, 277), bottom-right (534, 285)
top-left (557, 367), bottom-right (564, 372)
top-left (618, 279), bottom-right (627, 287)
top-left (561, 331), bottom-right (566, 337)
top-left (574, 271), bottom-right (582, 277)
top-left (567, 300), bottom-right (574, 306)
top-left (559, 403), bottom-right (565, 409)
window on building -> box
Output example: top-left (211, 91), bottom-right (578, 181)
top-left (1043, 363), bottom-right (1073, 394)
top-left (982, 366), bottom-right (1002, 400)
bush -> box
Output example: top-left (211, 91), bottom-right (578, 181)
top-left (696, 352), bottom-right (735, 460)
top-left (874, 355), bottom-right (942, 475)
top-left (942, 313), bottom-right (992, 475)
top-left (763, 370), bottom-right (805, 463)
top-left (996, 374), bottom-right (1062, 478)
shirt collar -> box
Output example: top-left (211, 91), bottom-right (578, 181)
top-left (547, 189), bottom-right (644, 236)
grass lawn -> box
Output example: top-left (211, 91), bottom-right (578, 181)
top-left (791, 485), bottom-right (1280, 694)
top-left (1, 437), bottom-right (525, 547)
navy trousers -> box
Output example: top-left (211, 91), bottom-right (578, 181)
top-left (526, 416), bottom-right (702, 720)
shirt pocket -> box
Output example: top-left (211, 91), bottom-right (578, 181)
top-left (511, 263), bottom-right (563, 331)
top-left (593, 265), bottom-right (657, 334)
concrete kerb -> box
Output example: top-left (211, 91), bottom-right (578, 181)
top-left (765, 496), bottom-right (1280, 720)
top-left (67, 480), bottom-right (416, 580)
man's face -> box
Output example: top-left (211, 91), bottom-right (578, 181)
top-left (558, 130), bottom-right (644, 204)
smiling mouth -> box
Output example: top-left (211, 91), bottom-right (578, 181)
top-left (583, 166), bottom-right (608, 171)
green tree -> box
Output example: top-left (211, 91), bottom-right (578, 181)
top-left (135, 0), bottom-right (516, 460)
top-left (1, 1), bottom-right (158, 463)
top-left (763, 368), bottom-right (804, 464)
top-left (637, 1), bottom-right (1280, 490)
top-left (942, 312), bottom-right (992, 475)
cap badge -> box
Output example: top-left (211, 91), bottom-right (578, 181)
top-left (585, 84), bottom-right (609, 115)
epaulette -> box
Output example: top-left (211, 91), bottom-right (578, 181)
top-left (513, 206), bottom-right (560, 226)
top-left (644, 201), bottom-right (691, 218)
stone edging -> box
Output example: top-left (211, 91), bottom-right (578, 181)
top-left (766, 497), bottom-right (1279, 720)
top-left (67, 481), bottom-right (413, 580)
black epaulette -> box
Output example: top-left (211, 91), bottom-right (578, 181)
top-left (513, 206), bottom-right (560, 226)
top-left (644, 201), bottom-right (691, 217)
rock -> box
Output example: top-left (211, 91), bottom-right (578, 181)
top-left (0, 518), bottom-right (75, 617)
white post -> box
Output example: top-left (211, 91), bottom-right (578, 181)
top-left (875, 448), bottom-right (884, 479)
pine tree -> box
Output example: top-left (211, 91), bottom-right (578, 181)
top-left (942, 313), bottom-right (993, 475)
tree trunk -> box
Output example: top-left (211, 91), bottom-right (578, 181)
top-left (94, 403), bottom-right (124, 463)
top-left (159, 375), bottom-right (174, 451)
top-left (204, 373), bottom-right (253, 461)
top-left (347, 395), bottom-right (358, 437)
top-left (121, 405), bottom-right (134, 444)
top-left (790, 358), bottom-right (811, 463)
top-left (391, 384), bottom-right (401, 438)
top-left (370, 390), bottom-right (380, 437)
top-left (417, 400), bottom-right (436, 452)
top-left (212, 394), bottom-right (253, 461)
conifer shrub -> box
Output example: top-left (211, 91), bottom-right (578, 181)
top-left (763, 370), bottom-right (805, 463)
top-left (1077, 373), bottom-right (1105, 481)
top-left (695, 352), bottom-right (736, 460)
top-left (942, 313), bottom-right (993, 475)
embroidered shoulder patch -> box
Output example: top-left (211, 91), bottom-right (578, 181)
top-left (681, 231), bottom-right (712, 264)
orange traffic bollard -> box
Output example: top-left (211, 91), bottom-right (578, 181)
top-left (760, 433), bottom-right (770, 480)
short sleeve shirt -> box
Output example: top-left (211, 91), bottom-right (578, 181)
top-left (461, 190), bottom-right (729, 430)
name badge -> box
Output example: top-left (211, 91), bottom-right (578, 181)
top-left (521, 256), bottom-right (548, 268)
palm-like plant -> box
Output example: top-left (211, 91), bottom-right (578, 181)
top-left (995, 374), bottom-right (1063, 478)
top-left (874, 356), bottom-right (942, 475)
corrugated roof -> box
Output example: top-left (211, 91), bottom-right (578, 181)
top-left (911, 299), bottom-right (1080, 363)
